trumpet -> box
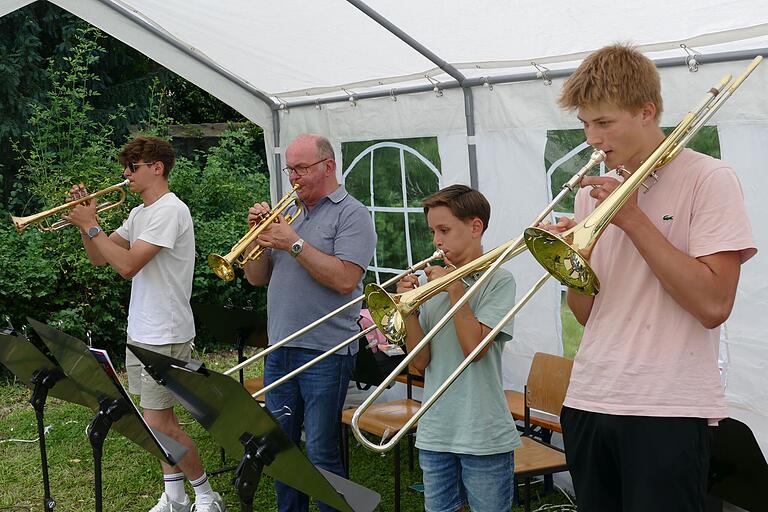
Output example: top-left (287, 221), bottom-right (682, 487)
top-left (11, 179), bottom-right (130, 233)
top-left (524, 56), bottom-right (762, 295)
top-left (350, 149), bottom-right (606, 452)
top-left (366, 148), bottom-right (607, 345)
top-left (208, 183), bottom-right (302, 281)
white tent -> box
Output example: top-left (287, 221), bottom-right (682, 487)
top-left (4, 0), bottom-right (768, 482)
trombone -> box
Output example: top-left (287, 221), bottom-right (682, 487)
top-left (351, 149), bottom-right (606, 452)
top-left (208, 183), bottom-right (303, 281)
top-left (10, 179), bottom-right (130, 233)
top-left (224, 250), bottom-right (446, 399)
top-left (366, 149), bottom-right (607, 345)
top-left (524, 56), bottom-right (763, 295)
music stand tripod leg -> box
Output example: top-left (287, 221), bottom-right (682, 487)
top-left (233, 432), bottom-right (276, 512)
top-left (29, 368), bottom-right (63, 512)
top-left (87, 398), bottom-right (128, 512)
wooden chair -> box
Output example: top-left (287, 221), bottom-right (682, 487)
top-left (514, 352), bottom-right (573, 512)
top-left (340, 366), bottom-right (422, 512)
top-left (243, 376), bottom-right (265, 402)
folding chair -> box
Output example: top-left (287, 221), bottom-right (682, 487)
top-left (340, 366), bottom-right (422, 512)
top-left (514, 352), bottom-right (573, 512)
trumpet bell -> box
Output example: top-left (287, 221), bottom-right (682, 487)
top-left (208, 253), bottom-right (235, 282)
top-left (523, 227), bottom-right (599, 295)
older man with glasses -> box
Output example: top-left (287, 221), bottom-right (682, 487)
top-left (244, 133), bottom-right (376, 512)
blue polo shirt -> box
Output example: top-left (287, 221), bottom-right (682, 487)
top-left (266, 185), bottom-right (376, 355)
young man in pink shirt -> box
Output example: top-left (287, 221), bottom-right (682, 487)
top-left (546, 44), bottom-right (756, 511)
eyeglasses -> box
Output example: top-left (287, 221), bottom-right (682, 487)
top-left (125, 161), bottom-right (155, 173)
top-left (281, 158), bottom-right (328, 177)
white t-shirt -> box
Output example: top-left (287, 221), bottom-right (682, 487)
top-left (116, 192), bottom-right (196, 345)
top-left (565, 149), bottom-right (756, 420)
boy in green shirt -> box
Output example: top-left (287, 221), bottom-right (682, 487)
top-left (398, 185), bottom-right (519, 512)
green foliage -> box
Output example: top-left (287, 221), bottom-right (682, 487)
top-left (170, 124), bottom-right (271, 318)
top-left (1, 27), bottom-right (269, 357)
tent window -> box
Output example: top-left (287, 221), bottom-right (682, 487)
top-left (342, 138), bottom-right (441, 287)
top-left (544, 126), bottom-right (721, 358)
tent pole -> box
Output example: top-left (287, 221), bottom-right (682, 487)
top-left (279, 47), bottom-right (768, 109)
top-left (272, 110), bottom-right (283, 198)
top-left (344, 0), bottom-right (478, 186)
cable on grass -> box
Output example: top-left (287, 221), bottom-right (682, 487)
top-left (0, 425), bottom-right (52, 444)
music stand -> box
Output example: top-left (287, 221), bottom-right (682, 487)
top-left (0, 330), bottom-right (93, 512)
top-left (707, 417), bottom-right (768, 512)
top-left (26, 318), bottom-right (188, 512)
top-left (129, 344), bottom-right (381, 512)
top-left (191, 303), bottom-right (267, 385)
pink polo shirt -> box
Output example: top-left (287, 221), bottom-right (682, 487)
top-left (564, 149), bottom-right (756, 419)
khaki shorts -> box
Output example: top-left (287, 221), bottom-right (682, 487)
top-left (125, 337), bottom-right (193, 410)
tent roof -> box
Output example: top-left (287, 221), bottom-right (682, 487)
top-left (4, 0), bottom-right (768, 126)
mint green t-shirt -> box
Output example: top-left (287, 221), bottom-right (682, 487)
top-left (414, 267), bottom-right (521, 455)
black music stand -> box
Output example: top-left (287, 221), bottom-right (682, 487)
top-left (0, 330), bottom-right (93, 512)
top-left (26, 319), bottom-right (188, 512)
top-left (129, 345), bottom-right (381, 512)
top-left (707, 417), bottom-right (768, 512)
top-left (191, 303), bottom-right (267, 385)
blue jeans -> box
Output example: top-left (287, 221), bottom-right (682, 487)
top-left (264, 346), bottom-right (355, 512)
top-left (419, 449), bottom-right (515, 512)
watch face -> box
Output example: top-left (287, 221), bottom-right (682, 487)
top-left (88, 226), bottom-right (100, 238)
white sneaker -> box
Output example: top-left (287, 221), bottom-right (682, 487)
top-left (148, 492), bottom-right (191, 512)
top-left (191, 492), bottom-right (226, 512)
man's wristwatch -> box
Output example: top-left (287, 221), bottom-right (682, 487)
top-left (290, 238), bottom-right (305, 257)
top-left (87, 225), bottom-right (102, 240)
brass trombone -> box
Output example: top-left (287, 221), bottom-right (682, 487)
top-left (524, 56), bottom-right (762, 295)
top-left (208, 183), bottom-right (302, 281)
top-left (10, 179), bottom-right (130, 233)
top-left (224, 250), bottom-right (446, 399)
top-left (351, 149), bottom-right (606, 452)
top-left (366, 149), bottom-right (607, 345)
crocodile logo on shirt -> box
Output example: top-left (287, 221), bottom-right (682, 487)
top-left (662, 214), bottom-right (674, 221)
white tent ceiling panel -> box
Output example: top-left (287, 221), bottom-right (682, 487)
top-left (0, 0), bottom-right (32, 18)
top-left (366, 0), bottom-right (768, 67)
top-left (120, 0), bottom-right (437, 97)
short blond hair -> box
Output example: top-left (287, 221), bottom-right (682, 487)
top-left (559, 44), bottom-right (663, 120)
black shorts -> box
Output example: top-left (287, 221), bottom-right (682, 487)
top-left (561, 406), bottom-right (711, 512)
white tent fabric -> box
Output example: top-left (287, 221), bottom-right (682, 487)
top-left (3, 0), bottom-right (768, 481)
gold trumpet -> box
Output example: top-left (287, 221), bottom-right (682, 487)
top-left (10, 179), bottom-right (130, 233)
top-left (366, 148), bottom-right (607, 345)
top-left (524, 56), bottom-right (762, 296)
top-left (208, 183), bottom-right (302, 281)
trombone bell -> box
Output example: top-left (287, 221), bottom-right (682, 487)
top-left (523, 227), bottom-right (598, 295)
top-left (365, 283), bottom-right (410, 346)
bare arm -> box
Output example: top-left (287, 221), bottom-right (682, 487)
top-left (621, 214), bottom-right (741, 328)
top-left (567, 289), bottom-right (595, 326)
top-left (80, 230), bottom-right (129, 266)
top-left (293, 243), bottom-right (364, 295)
top-left (585, 175), bottom-right (742, 329)
top-left (400, 274), bottom-right (431, 372)
top-left (65, 199), bottom-right (163, 278)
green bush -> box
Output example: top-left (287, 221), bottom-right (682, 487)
top-left (1, 26), bottom-right (270, 359)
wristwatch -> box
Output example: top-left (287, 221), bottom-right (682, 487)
top-left (87, 226), bottom-right (102, 240)
top-left (290, 238), bottom-right (305, 257)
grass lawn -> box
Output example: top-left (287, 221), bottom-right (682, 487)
top-left (1, 348), bottom-right (574, 511)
